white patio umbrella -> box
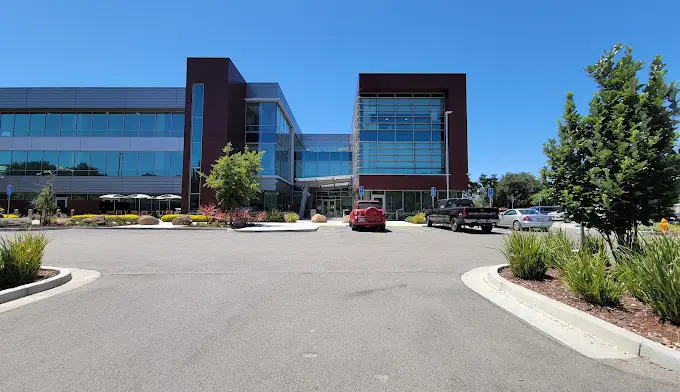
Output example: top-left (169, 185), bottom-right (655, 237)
top-left (126, 194), bottom-right (152, 212)
top-left (99, 194), bottom-right (125, 213)
top-left (157, 194), bottom-right (181, 211)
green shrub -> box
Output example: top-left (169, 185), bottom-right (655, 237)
top-left (104, 214), bottom-right (140, 225)
top-left (501, 231), bottom-right (547, 280)
top-left (542, 230), bottom-right (574, 269)
top-left (561, 249), bottom-right (624, 306)
top-left (284, 212), bottom-right (299, 223)
top-left (619, 236), bottom-right (680, 324)
top-left (0, 231), bottom-right (51, 289)
top-left (580, 234), bottom-right (608, 256)
top-left (404, 216), bottom-right (415, 223)
top-left (160, 214), bottom-right (209, 223)
top-left (265, 210), bottom-right (285, 222)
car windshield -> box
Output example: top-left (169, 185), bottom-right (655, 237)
top-left (358, 202), bottom-right (382, 209)
top-left (540, 206), bottom-right (560, 212)
top-left (519, 209), bottom-right (540, 215)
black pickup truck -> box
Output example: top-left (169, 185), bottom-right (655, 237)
top-left (424, 198), bottom-right (499, 233)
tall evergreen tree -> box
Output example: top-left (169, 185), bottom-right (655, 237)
top-left (544, 45), bottom-right (680, 248)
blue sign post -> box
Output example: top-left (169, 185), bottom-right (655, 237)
top-left (488, 187), bottom-right (494, 207)
top-left (431, 186), bottom-right (437, 208)
top-left (5, 184), bottom-right (12, 214)
top-left (358, 186), bottom-right (364, 198)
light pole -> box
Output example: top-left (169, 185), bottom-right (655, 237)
top-left (444, 110), bottom-right (453, 198)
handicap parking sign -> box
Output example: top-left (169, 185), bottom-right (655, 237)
top-left (359, 186), bottom-right (364, 197)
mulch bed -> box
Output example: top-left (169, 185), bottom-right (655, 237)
top-left (0, 268), bottom-right (59, 291)
top-left (500, 267), bottom-right (680, 351)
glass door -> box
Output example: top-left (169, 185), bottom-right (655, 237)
top-left (372, 194), bottom-right (386, 210)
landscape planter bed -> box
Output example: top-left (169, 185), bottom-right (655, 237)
top-left (0, 268), bottom-right (59, 291)
top-left (500, 267), bottom-right (680, 352)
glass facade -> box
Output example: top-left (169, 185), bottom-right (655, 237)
top-left (295, 134), bottom-right (352, 178)
top-left (353, 93), bottom-right (445, 175)
top-left (0, 150), bottom-right (182, 176)
top-left (189, 84), bottom-right (204, 211)
top-left (245, 102), bottom-right (292, 181)
top-left (0, 112), bottom-right (184, 137)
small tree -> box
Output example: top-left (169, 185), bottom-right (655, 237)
top-left (33, 183), bottom-right (57, 225)
top-left (201, 143), bottom-right (264, 221)
top-left (496, 172), bottom-right (541, 208)
top-left (544, 44), bottom-right (680, 248)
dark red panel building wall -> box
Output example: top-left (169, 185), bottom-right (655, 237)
top-left (356, 74), bottom-right (468, 191)
top-left (182, 58), bottom-right (246, 211)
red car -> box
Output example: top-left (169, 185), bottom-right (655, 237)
top-left (349, 200), bottom-right (386, 231)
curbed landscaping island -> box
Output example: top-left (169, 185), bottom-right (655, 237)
top-left (500, 231), bottom-right (680, 352)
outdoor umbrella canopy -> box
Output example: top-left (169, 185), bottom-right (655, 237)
top-left (126, 194), bottom-right (152, 212)
top-left (156, 194), bottom-right (181, 212)
top-left (99, 194), bottom-right (125, 213)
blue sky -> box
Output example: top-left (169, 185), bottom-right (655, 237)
top-left (1, 0), bottom-right (678, 180)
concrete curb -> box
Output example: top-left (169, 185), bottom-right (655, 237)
top-left (0, 266), bottom-right (72, 304)
top-left (484, 264), bottom-right (680, 372)
top-left (233, 227), bottom-right (319, 233)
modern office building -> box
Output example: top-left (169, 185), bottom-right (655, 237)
top-left (0, 58), bottom-right (467, 218)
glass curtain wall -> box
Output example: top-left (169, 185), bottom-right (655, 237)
top-left (0, 150), bottom-right (182, 177)
top-left (0, 112), bottom-right (184, 137)
top-left (354, 93), bottom-right (445, 175)
top-left (295, 134), bottom-right (352, 178)
top-left (189, 84), bottom-right (204, 211)
top-left (245, 102), bottom-right (292, 181)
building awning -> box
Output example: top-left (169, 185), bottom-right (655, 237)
top-left (295, 175), bottom-right (352, 190)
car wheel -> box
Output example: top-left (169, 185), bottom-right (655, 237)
top-left (513, 220), bottom-right (522, 231)
top-left (426, 217), bottom-right (432, 227)
top-left (451, 218), bottom-right (462, 232)
top-left (377, 225), bottom-right (386, 232)
top-left (481, 224), bottom-right (493, 233)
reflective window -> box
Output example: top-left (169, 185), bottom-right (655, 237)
top-left (1, 114), bottom-right (14, 131)
top-left (106, 152), bottom-right (120, 176)
top-left (90, 152), bottom-right (106, 175)
top-left (156, 113), bottom-right (172, 136)
top-left (74, 152), bottom-right (90, 175)
top-left (61, 113), bottom-right (76, 136)
top-left (192, 84), bottom-right (204, 115)
top-left (92, 114), bottom-right (108, 135)
top-left (77, 113), bottom-right (92, 136)
top-left (154, 152), bottom-right (169, 176)
top-left (29, 113), bottom-right (45, 136)
top-left (124, 113), bottom-right (139, 137)
top-left (26, 151), bottom-right (42, 175)
top-left (42, 151), bottom-right (58, 171)
top-left (138, 152), bottom-right (154, 175)
top-left (121, 152), bottom-right (137, 176)
top-left (169, 152), bottom-right (183, 176)
top-left (191, 117), bottom-right (202, 142)
top-left (140, 114), bottom-right (155, 137)
top-left (108, 114), bottom-right (123, 136)
top-left (171, 113), bottom-right (184, 132)
top-left (45, 113), bottom-right (61, 136)
top-left (191, 142), bottom-right (201, 168)
top-left (59, 151), bottom-right (74, 168)
top-left (14, 114), bottom-right (29, 136)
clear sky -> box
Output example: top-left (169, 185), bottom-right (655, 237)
top-left (1, 0), bottom-right (678, 180)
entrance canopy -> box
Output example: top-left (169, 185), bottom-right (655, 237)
top-left (295, 175), bottom-right (352, 190)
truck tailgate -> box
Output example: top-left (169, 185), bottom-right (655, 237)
top-left (465, 208), bottom-right (499, 219)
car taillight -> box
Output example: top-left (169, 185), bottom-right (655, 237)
top-left (523, 216), bottom-right (531, 221)
top-left (461, 208), bottom-right (466, 217)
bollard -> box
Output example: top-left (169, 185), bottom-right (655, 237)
top-left (13, 209), bottom-right (19, 216)
top-left (71, 209), bottom-right (75, 217)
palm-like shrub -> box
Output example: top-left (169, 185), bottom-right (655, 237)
top-left (0, 231), bottom-right (51, 288)
top-left (501, 232), bottom-right (547, 280)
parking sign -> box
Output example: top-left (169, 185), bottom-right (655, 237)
top-left (488, 187), bottom-right (494, 198)
top-left (359, 186), bottom-right (364, 197)
top-left (6, 185), bottom-right (11, 196)
top-left (431, 187), bottom-right (436, 198)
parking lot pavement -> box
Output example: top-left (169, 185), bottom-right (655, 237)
top-left (0, 228), bottom-right (678, 391)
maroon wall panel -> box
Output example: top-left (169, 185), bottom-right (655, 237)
top-left (357, 74), bottom-right (469, 191)
top-left (182, 58), bottom-right (247, 211)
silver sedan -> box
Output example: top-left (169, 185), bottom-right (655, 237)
top-left (497, 208), bottom-right (553, 231)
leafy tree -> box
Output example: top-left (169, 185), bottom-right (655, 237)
top-left (468, 173), bottom-right (498, 205)
top-left (33, 183), bottom-right (57, 225)
top-left (202, 143), bottom-right (264, 215)
top-left (544, 44), bottom-right (680, 248)
top-left (496, 172), bottom-right (541, 208)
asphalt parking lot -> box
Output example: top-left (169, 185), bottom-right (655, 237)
top-left (0, 226), bottom-right (678, 391)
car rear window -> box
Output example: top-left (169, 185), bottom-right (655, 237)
top-left (358, 202), bottom-right (381, 209)
top-left (519, 209), bottom-right (539, 215)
